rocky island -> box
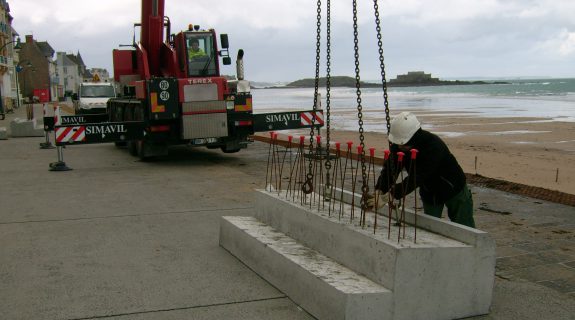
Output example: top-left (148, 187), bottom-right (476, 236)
top-left (280, 72), bottom-right (508, 88)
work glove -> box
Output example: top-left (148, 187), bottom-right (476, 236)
top-left (366, 190), bottom-right (388, 209)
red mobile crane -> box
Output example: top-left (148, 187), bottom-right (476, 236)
top-left (92, 0), bottom-right (323, 158)
top-left (51, 0), bottom-right (322, 161)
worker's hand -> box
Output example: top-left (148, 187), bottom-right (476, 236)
top-left (366, 190), bottom-right (388, 209)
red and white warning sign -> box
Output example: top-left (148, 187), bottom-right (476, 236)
top-left (300, 111), bottom-right (324, 126)
top-left (55, 126), bottom-right (86, 144)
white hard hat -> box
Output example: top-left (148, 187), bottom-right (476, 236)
top-left (388, 112), bottom-right (421, 145)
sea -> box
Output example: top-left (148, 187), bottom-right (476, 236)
top-left (251, 78), bottom-right (575, 133)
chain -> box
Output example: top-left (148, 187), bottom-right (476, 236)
top-left (352, 0), bottom-right (369, 208)
top-left (373, 0), bottom-right (396, 213)
top-left (324, 0), bottom-right (332, 181)
top-left (373, 0), bottom-right (391, 138)
top-left (302, 0), bottom-right (322, 194)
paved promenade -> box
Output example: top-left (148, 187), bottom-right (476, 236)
top-left (0, 107), bottom-right (574, 319)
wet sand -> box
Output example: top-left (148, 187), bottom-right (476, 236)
top-left (263, 111), bottom-right (575, 195)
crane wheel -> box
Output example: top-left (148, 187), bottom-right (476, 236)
top-left (221, 146), bottom-right (241, 153)
top-left (128, 141), bottom-right (138, 156)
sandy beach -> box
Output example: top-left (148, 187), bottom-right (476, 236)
top-left (262, 110), bottom-right (575, 196)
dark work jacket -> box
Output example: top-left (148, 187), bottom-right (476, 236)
top-left (375, 129), bottom-right (467, 204)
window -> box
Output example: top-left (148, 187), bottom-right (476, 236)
top-left (80, 85), bottom-right (115, 98)
top-left (185, 34), bottom-right (217, 77)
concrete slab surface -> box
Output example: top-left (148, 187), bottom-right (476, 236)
top-left (0, 106), bottom-right (573, 319)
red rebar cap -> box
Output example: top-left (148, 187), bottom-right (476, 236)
top-left (273, 133), bottom-right (278, 140)
top-left (357, 146), bottom-right (363, 154)
top-left (269, 131), bottom-right (275, 137)
top-left (397, 151), bottom-right (405, 162)
top-left (316, 136), bottom-right (321, 143)
top-left (384, 149), bottom-right (390, 159)
top-left (335, 142), bottom-right (341, 150)
top-left (410, 148), bottom-right (419, 159)
top-left (369, 147), bottom-right (375, 157)
top-left (288, 135), bottom-right (293, 143)
top-left (299, 136), bottom-right (305, 144)
top-left (347, 141), bottom-right (353, 149)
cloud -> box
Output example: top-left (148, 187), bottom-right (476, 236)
top-left (558, 31), bottom-right (575, 56)
top-left (9, 0), bottom-right (575, 81)
top-left (537, 29), bottom-right (575, 57)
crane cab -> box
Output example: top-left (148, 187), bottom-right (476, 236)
top-left (172, 28), bottom-right (231, 79)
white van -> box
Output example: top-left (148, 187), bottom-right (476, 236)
top-left (74, 81), bottom-right (116, 114)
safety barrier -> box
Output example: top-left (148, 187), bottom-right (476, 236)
top-left (46, 106), bottom-right (144, 171)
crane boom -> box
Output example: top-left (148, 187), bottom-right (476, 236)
top-left (140, 0), bottom-right (165, 76)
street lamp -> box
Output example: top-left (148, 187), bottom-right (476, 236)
top-left (0, 37), bottom-right (21, 54)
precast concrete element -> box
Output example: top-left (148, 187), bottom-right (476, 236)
top-left (0, 127), bottom-right (7, 140)
top-left (220, 216), bottom-right (391, 320)
top-left (223, 189), bottom-right (495, 320)
top-left (10, 118), bottom-right (44, 137)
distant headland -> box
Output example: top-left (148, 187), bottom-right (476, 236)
top-left (276, 71), bottom-right (509, 88)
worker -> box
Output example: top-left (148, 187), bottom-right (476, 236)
top-left (367, 112), bottom-right (475, 228)
top-left (188, 39), bottom-right (206, 59)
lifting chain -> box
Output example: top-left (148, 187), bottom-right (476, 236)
top-left (373, 0), bottom-right (392, 138)
top-left (352, 0), bottom-right (369, 208)
top-left (324, 0), bottom-right (332, 184)
top-left (302, 0), bottom-right (322, 194)
top-left (373, 0), bottom-right (396, 212)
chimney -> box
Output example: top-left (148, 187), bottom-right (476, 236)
top-left (25, 35), bottom-right (34, 43)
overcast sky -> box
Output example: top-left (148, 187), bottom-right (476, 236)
top-left (10, 0), bottom-right (575, 82)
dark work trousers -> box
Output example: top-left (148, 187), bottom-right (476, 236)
top-left (421, 185), bottom-right (475, 228)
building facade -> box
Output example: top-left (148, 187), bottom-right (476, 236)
top-left (0, 0), bottom-right (18, 110)
top-left (56, 52), bottom-right (82, 98)
top-left (18, 35), bottom-right (59, 102)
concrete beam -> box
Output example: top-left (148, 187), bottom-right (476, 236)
top-left (220, 216), bottom-right (392, 320)
top-left (252, 190), bottom-right (495, 320)
top-left (10, 118), bottom-right (44, 137)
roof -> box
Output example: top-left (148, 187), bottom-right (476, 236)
top-left (67, 53), bottom-right (81, 66)
top-left (1, 0), bottom-right (9, 12)
top-left (76, 51), bottom-right (86, 66)
top-left (58, 52), bottom-right (77, 67)
top-left (37, 41), bottom-right (55, 58)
